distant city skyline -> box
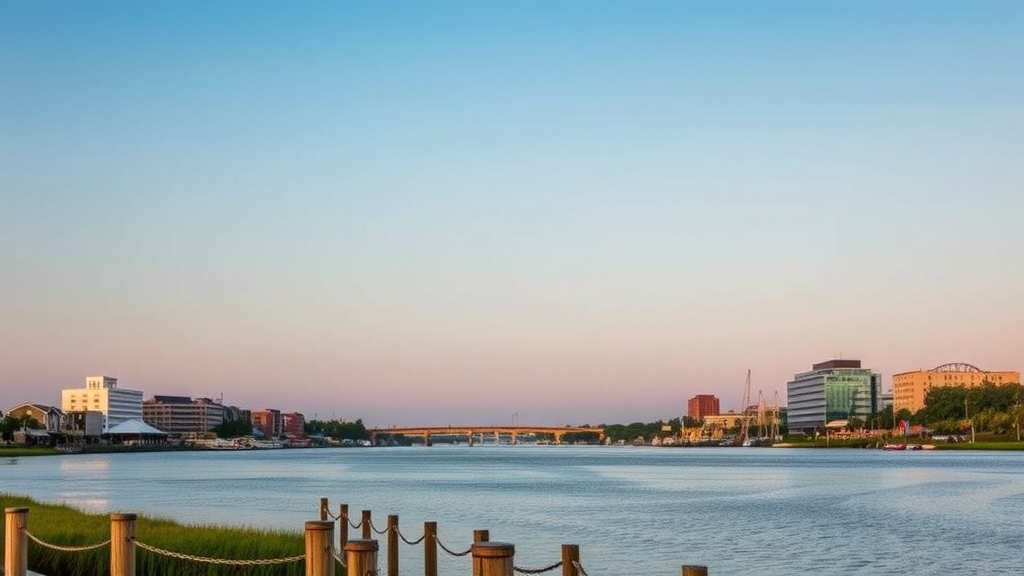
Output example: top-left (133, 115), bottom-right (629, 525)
top-left (2, 1), bottom-right (1022, 427)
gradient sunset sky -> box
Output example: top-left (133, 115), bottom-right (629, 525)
top-left (2, 1), bottom-right (1022, 427)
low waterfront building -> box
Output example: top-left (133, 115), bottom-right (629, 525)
top-left (143, 395), bottom-right (226, 434)
top-left (61, 376), bottom-right (144, 433)
top-left (107, 419), bottom-right (168, 446)
top-left (892, 363), bottom-right (1021, 414)
top-left (786, 359), bottom-right (881, 434)
top-left (703, 412), bottom-right (742, 429)
top-left (5, 403), bottom-right (64, 432)
top-left (62, 410), bottom-right (104, 438)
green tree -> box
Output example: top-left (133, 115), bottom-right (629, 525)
top-left (1, 415), bottom-right (21, 442)
top-left (304, 419), bottom-right (369, 441)
top-left (213, 418), bottom-right (253, 438)
top-left (1009, 402), bottom-right (1024, 441)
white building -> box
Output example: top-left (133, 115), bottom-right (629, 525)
top-left (62, 376), bottom-right (144, 433)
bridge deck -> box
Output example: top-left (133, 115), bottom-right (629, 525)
top-left (368, 425), bottom-right (605, 444)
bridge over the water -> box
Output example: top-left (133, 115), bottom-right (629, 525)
top-left (368, 425), bottom-right (605, 445)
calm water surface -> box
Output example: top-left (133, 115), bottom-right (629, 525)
top-left (2, 446), bottom-right (1021, 576)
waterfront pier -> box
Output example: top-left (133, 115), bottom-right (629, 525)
top-left (4, 499), bottom-right (709, 576)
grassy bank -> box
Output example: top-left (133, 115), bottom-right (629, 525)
top-left (0, 495), bottom-right (307, 576)
top-left (0, 447), bottom-right (59, 457)
top-left (775, 437), bottom-right (1024, 450)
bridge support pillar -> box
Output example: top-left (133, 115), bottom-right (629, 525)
top-left (555, 432), bottom-right (563, 445)
top-left (423, 431), bottom-right (430, 446)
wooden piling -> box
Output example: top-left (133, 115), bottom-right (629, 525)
top-left (345, 539), bottom-right (379, 576)
top-left (339, 504), bottom-right (349, 550)
top-left (361, 510), bottom-right (372, 539)
top-left (110, 513), bottom-right (137, 576)
top-left (4, 507), bottom-right (28, 576)
top-left (681, 566), bottom-right (709, 576)
top-left (424, 522), bottom-right (437, 576)
top-left (473, 529), bottom-right (490, 543)
top-left (471, 542), bottom-right (514, 576)
top-left (320, 498), bottom-right (330, 521)
top-left (387, 514), bottom-right (399, 576)
top-left (561, 544), bottom-right (580, 576)
top-left (305, 520), bottom-right (336, 576)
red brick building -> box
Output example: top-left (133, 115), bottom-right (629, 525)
top-left (688, 394), bottom-right (720, 420)
top-left (282, 412), bottom-right (306, 438)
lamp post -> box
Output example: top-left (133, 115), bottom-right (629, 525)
top-left (964, 393), bottom-right (975, 443)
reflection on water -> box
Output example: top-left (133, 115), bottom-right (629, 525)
top-left (2, 447), bottom-right (1023, 576)
top-left (60, 458), bottom-right (111, 472)
top-left (56, 494), bottom-right (109, 513)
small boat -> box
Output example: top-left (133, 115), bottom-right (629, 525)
top-left (882, 443), bottom-right (906, 451)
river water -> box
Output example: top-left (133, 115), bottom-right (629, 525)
top-left (1, 445), bottom-right (1021, 576)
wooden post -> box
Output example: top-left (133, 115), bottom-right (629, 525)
top-left (305, 520), bottom-right (335, 576)
top-left (345, 539), bottom-right (379, 576)
top-left (473, 529), bottom-right (489, 543)
top-left (361, 510), bottom-right (372, 539)
top-left (4, 507), bottom-right (28, 576)
top-left (472, 542), bottom-right (514, 576)
top-left (682, 566), bottom-right (709, 576)
top-left (561, 544), bottom-right (580, 576)
top-left (320, 498), bottom-right (330, 521)
top-left (339, 504), bottom-right (350, 550)
top-left (387, 514), bottom-right (399, 576)
top-left (424, 522), bottom-right (437, 576)
top-left (110, 513), bottom-right (137, 576)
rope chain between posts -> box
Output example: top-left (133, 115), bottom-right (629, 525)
top-left (573, 560), bottom-right (591, 576)
top-left (130, 537), bottom-right (305, 566)
top-left (368, 518), bottom-right (389, 536)
top-left (23, 527), bottom-right (111, 552)
top-left (513, 560), bottom-right (563, 574)
top-left (342, 512), bottom-right (362, 530)
top-left (396, 525), bottom-right (426, 546)
top-left (435, 536), bottom-right (473, 557)
top-left (331, 546), bottom-right (348, 568)
top-left (322, 505), bottom-right (340, 521)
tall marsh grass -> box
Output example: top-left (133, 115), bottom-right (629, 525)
top-left (1, 494), bottom-right (308, 576)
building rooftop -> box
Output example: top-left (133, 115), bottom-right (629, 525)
top-left (812, 359), bottom-right (862, 371)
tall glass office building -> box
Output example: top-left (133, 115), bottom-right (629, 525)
top-left (786, 360), bottom-right (880, 434)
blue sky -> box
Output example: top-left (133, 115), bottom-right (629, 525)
top-left (2, 1), bottom-right (1022, 426)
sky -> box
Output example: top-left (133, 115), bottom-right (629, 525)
top-left (1, 1), bottom-right (1022, 428)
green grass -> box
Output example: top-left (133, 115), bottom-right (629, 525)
top-left (930, 441), bottom-right (1024, 451)
top-left (778, 436), bottom-right (1024, 450)
top-left (0, 447), bottom-right (59, 457)
top-left (1, 495), bottom-right (308, 576)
